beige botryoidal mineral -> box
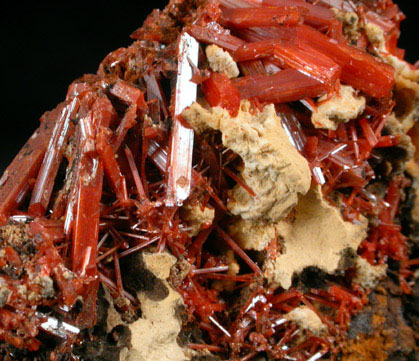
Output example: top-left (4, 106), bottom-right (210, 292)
top-left (264, 186), bottom-right (368, 289)
top-left (182, 101), bottom-right (311, 222)
top-left (331, 9), bottom-right (360, 41)
top-left (205, 44), bottom-right (240, 79)
top-left (120, 252), bottom-right (194, 361)
top-left (285, 306), bottom-right (326, 336)
top-left (354, 257), bottom-right (387, 290)
top-left (229, 217), bottom-right (277, 251)
top-left (406, 161), bottom-right (419, 223)
top-left (311, 85), bottom-right (366, 130)
top-left (365, 22), bottom-right (419, 131)
top-left (180, 200), bottom-right (215, 237)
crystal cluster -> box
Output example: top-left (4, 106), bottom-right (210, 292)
top-left (0, 0), bottom-right (417, 360)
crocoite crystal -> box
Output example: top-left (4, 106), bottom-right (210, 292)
top-left (0, 0), bottom-right (418, 360)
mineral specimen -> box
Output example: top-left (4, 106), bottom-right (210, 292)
top-left (0, 0), bottom-right (417, 360)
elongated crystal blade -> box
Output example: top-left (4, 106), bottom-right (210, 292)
top-left (166, 33), bottom-right (199, 207)
top-left (29, 98), bottom-right (79, 216)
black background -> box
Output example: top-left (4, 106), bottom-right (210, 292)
top-left (0, 1), bottom-right (417, 173)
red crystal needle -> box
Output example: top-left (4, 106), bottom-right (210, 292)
top-left (295, 25), bottom-right (395, 98)
top-left (71, 97), bottom-right (113, 276)
top-left (239, 24), bottom-right (395, 97)
top-left (222, 6), bottom-right (306, 28)
top-left (235, 40), bottom-right (341, 89)
top-left (187, 23), bottom-right (245, 51)
top-left (29, 98), bottom-right (79, 216)
top-left (215, 226), bottom-right (262, 274)
top-left (239, 59), bottom-right (267, 75)
top-left (0, 104), bottom-right (66, 224)
top-left (166, 33), bottom-right (199, 207)
top-left (148, 140), bottom-right (228, 211)
top-left (71, 153), bottom-right (103, 276)
top-left (109, 80), bottom-right (147, 152)
top-left (124, 146), bottom-right (147, 201)
top-left (96, 127), bottom-right (129, 203)
top-left (233, 69), bottom-right (326, 103)
top-left (262, 0), bottom-right (334, 28)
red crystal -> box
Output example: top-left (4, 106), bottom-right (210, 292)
top-left (29, 99), bottom-right (78, 217)
top-left (233, 69), bottom-right (326, 103)
top-left (262, 0), bottom-right (334, 28)
top-left (0, 107), bottom-right (61, 224)
top-left (187, 23), bottom-right (245, 51)
top-left (202, 72), bottom-right (241, 116)
top-left (235, 39), bottom-right (341, 89)
top-left (238, 23), bottom-right (395, 97)
top-left (295, 25), bottom-right (395, 98)
top-left (222, 6), bottom-right (306, 28)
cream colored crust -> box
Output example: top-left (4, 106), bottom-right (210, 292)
top-left (182, 101), bottom-right (311, 222)
top-left (264, 186), bottom-right (367, 289)
top-left (205, 44), bottom-right (240, 79)
top-left (354, 257), bottom-right (387, 290)
top-left (365, 23), bottom-right (419, 131)
top-left (312, 85), bottom-right (366, 130)
top-left (406, 161), bottom-right (419, 223)
top-left (229, 218), bottom-right (276, 251)
top-left (143, 251), bottom-right (177, 279)
top-left (285, 306), bottom-right (326, 336)
top-left (125, 287), bottom-right (189, 361)
top-left (180, 200), bottom-right (215, 237)
top-left (119, 252), bottom-right (193, 361)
